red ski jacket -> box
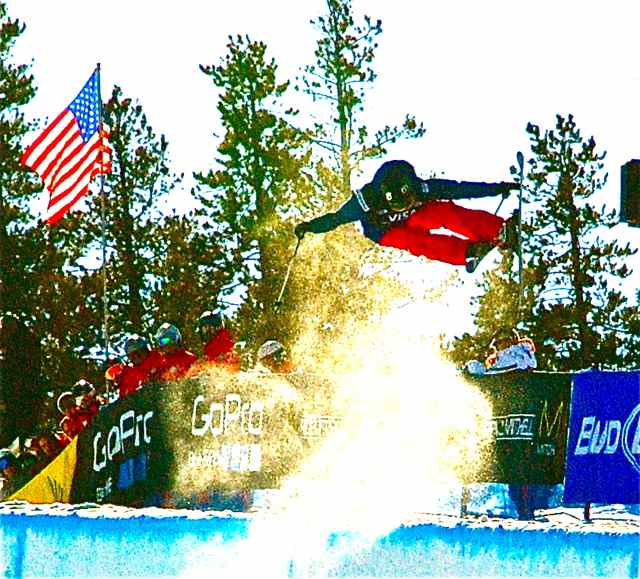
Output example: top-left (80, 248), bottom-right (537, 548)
top-left (160, 349), bottom-right (198, 381)
top-left (203, 329), bottom-right (240, 371)
top-left (118, 350), bottom-right (165, 399)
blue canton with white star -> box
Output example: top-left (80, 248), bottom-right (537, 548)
top-left (68, 69), bottom-right (100, 143)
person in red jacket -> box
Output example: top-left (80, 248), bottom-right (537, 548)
top-left (71, 379), bottom-right (103, 420)
top-left (154, 323), bottom-right (197, 381)
top-left (117, 334), bottom-right (165, 399)
top-left (104, 357), bottom-right (125, 403)
top-left (56, 391), bottom-right (90, 440)
top-left (197, 311), bottom-right (241, 372)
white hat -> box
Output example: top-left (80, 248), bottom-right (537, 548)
top-left (257, 340), bottom-right (285, 361)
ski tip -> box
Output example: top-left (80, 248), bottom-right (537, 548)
top-left (465, 258), bottom-right (479, 274)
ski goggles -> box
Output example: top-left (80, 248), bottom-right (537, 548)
top-left (0, 456), bottom-right (13, 470)
top-left (157, 335), bottom-right (176, 347)
top-left (384, 185), bottom-right (416, 212)
top-left (268, 348), bottom-right (288, 364)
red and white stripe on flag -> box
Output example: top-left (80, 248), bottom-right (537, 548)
top-left (20, 68), bottom-right (111, 225)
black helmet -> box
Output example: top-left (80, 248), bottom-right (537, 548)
top-left (125, 334), bottom-right (149, 357)
top-left (197, 310), bottom-right (224, 332)
top-left (367, 160), bottom-right (422, 212)
top-left (72, 379), bottom-right (94, 398)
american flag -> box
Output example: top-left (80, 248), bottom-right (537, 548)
top-left (20, 68), bottom-right (111, 225)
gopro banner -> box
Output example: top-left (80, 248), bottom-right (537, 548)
top-left (71, 389), bottom-right (162, 506)
top-left (468, 372), bottom-right (572, 484)
top-left (564, 371), bottom-right (640, 504)
top-left (69, 371), bottom-right (320, 508)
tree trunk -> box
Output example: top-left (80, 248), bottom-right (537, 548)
top-left (566, 182), bottom-right (592, 366)
top-left (328, 1), bottom-right (352, 196)
top-left (0, 191), bottom-right (6, 314)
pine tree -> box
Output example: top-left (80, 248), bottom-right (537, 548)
top-left (299, 0), bottom-right (425, 196)
top-left (447, 114), bottom-right (638, 371)
top-left (194, 35), bottom-right (311, 353)
top-left (0, 2), bottom-right (39, 314)
top-left (625, 290), bottom-right (640, 368)
top-left (281, 0), bottom-right (420, 368)
top-left (150, 212), bottom-right (228, 353)
top-left (0, 4), bottom-right (99, 428)
top-left (522, 114), bottom-right (637, 370)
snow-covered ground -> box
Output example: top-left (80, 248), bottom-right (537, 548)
top-left (1, 488), bottom-right (638, 578)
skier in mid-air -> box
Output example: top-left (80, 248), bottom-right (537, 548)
top-left (294, 160), bottom-right (519, 272)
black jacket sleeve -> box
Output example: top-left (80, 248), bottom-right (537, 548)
top-left (423, 179), bottom-right (516, 201)
top-left (304, 194), bottom-right (365, 234)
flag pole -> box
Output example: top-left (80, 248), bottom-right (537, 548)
top-left (96, 63), bottom-right (110, 373)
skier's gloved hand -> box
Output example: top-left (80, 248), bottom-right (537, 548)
top-left (294, 222), bottom-right (309, 239)
top-left (499, 182), bottom-right (519, 198)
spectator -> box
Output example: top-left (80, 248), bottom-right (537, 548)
top-left (72, 379), bottom-right (103, 420)
top-left (256, 340), bottom-right (295, 374)
top-left (18, 447), bottom-right (39, 479)
top-left (462, 330), bottom-right (544, 520)
top-left (465, 329), bottom-right (536, 376)
top-left (24, 435), bottom-right (44, 458)
top-left (154, 323), bottom-right (197, 381)
top-left (34, 431), bottom-right (62, 464)
top-left (24, 436), bottom-right (48, 475)
top-left (23, 436), bottom-right (39, 454)
top-left (56, 391), bottom-right (76, 418)
top-left (117, 334), bottom-right (165, 399)
top-left (91, 377), bottom-right (111, 408)
top-left (104, 358), bottom-right (125, 403)
top-left (59, 416), bottom-right (77, 443)
top-left (53, 429), bottom-right (71, 449)
top-left (56, 391), bottom-right (89, 440)
top-left (0, 448), bottom-right (27, 499)
top-left (197, 311), bottom-right (240, 372)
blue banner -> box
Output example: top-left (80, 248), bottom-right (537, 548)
top-left (564, 371), bottom-right (640, 504)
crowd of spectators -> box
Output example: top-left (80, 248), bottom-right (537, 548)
top-left (1, 313), bottom-right (549, 519)
top-left (0, 308), bottom-right (294, 500)
top-left (0, 378), bottom-right (108, 500)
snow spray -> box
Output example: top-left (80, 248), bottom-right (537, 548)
top-left (180, 269), bottom-right (494, 577)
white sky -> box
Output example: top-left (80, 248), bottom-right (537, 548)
top-left (6, 0), bottom-right (640, 329)
top-left (9, 1), bottom-right (640, 186)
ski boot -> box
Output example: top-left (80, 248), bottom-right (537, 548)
top-left (465, 241), bottom-right (494, 273)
